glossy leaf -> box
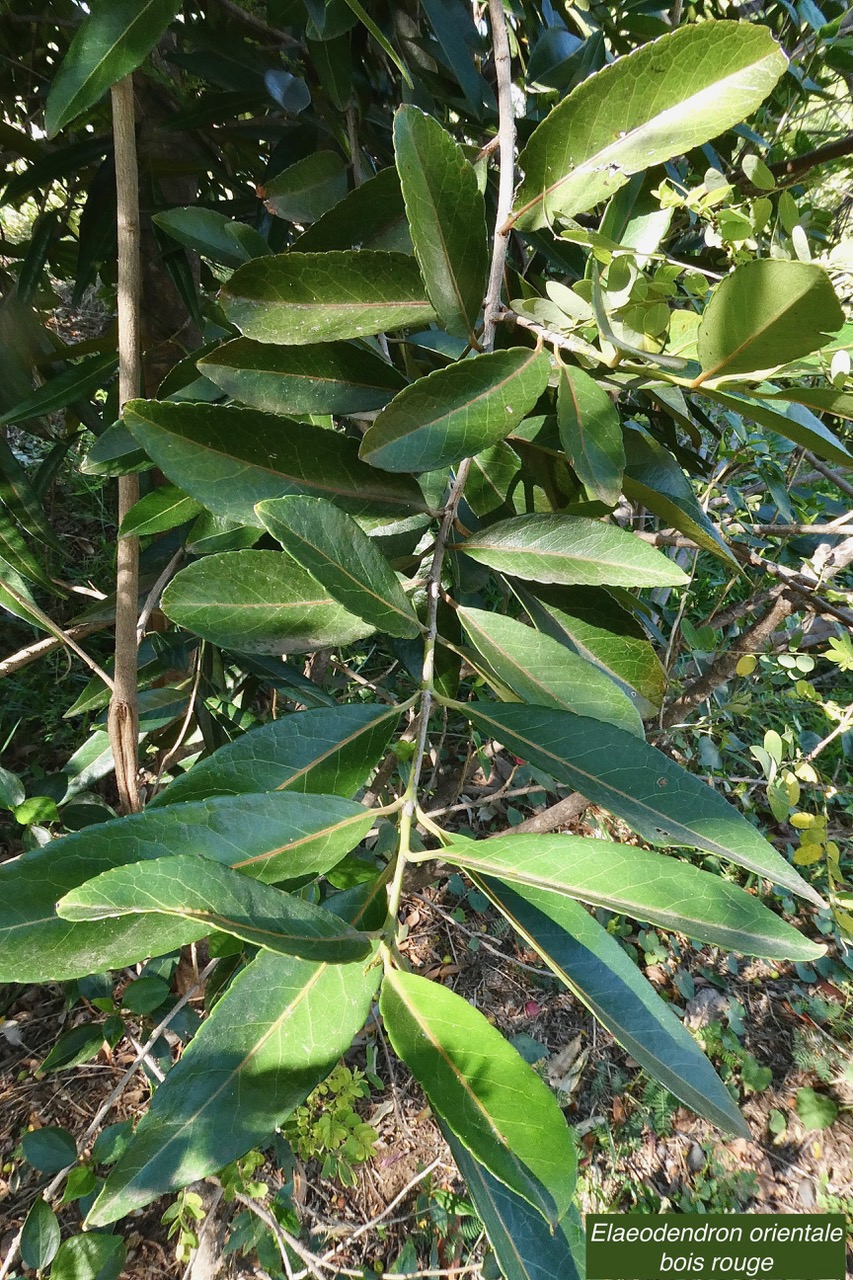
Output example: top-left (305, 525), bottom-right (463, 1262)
top-left (161, 549), bottom-right (375, 654)
top-left (58, 855), bottom-right (371, 962)
top-left (442, 1125), bottom-right (585, 1280)
top-left (0, 791), bottom-right (375, 981)
top-left (294, 166), bottom-right (410, 254)
top-left (87, 888), bottom-right (382, 1224)
top-left (512, 582), bottom-right (665, 718)
top-left (433, 834), bottom-right (822, 960)
top-left (123, 399), bottom-right (426, 524)
top-left (456, 514), bottom-right (688, 588)
top-left (118, 483), bottom-right (202, 537)
top-left (695, 260), bottom-right (844, 383)
top-left (557, 366), bottom-right (624, 506)
top-left (702, 389), bottom-right (853, 466)
top-left (457, 606), bottom-right (643, 737)
top-left (622, 425), bottom-right (736, 563)
top-left (198, 337), bottom-right (407, 417)
top-left (150, 702), bottom-right (400, 806)
top-left (380, 968), bottom-right (576, 1224)
top-left (257, 497), bottom-right (420, 638)
top-left (360, 348), bottom-right (551, 473)
top-left (512, 22), bottom-right (786, 230)
top-left (220, 251), bottom-right (435, 344)
top-left (465, 442), bottom-right (521, 517)
top-left (394, 105), bottom-right (488, 341)
top-left (152, 207), bottom-right (269, 269)
top-left (461, 702), bottom-right (822, 905)
top-left (45, 0), bottom-right (183, 136)
top-left (21, 1199), bottom-right (61, 1272)
top-left (479, 878), bottom-right (750, 1134)
top-left (0, 352), bottom-right (117, 427)
top-left (263, 152), bottom-right (348, 224)
top-left (22, 1126), bottom-right (77, 1173)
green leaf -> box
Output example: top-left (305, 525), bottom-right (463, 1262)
top-left (380, 968), bottom-right (576, 1224)
top-left (795, 1087), bottom-right (838, 1131)
top-left (59, 855), bottom-right (371, 963)
top-left (0, 508), bottom-right (54, 589)
top-left (21, 1199), bottom-right (61, 1272)
top-left (123, 400), bottom-right (426, 524)
top-left (695, 261), bottom-right (844, 383)
top-left (465, 442), bottom-right (521, 517)
top-left (294, 166), bottom-right (410, 254)
top-left (441, 1124), bottom-right (584, 1280)
top-left (479, 878), bottom-right (749, 1135)
top-left (456, 514), bottom-right (688, 588)
top-left (460, 702), bottom-right (822, 905)
top-left (161, 549), bottom-right (375, 653)
top-left (45, 0), bottom-right (183, 136)
top-left (0, 434), bottom-right (60, 550)
top-left (760, 386), bottom-right (853, 423)
top-left (512, 581), bottom-right (665, 718)
top-left (701, 389), bottom-right (853, 466)
top-left (0, 765), bottom-right (25, 810)
top-left (152, 207), bottom-right (269, 269)
top-left (118, 483), bottom-right (202, 538)
top-left (22, 1126), bottom-right (77, 1173)
top-left (150, 702), bottom-right (400, 806)
top-left (457, 606), bottom-right (643, 737)
top-left (41, 1022), bottom-right (118, 1074)
top-left (49, 1233), bottom-right (125, 1280)
top-left (263, 152), bottom-right (348, 224)
top-left (621, 425), bottom-right (737, 563)
top-left (512, 21), bottom-right (786, 230)
top-left (82, 421), bottom-right (151, 477)
top-left (338, 0), bottom-right (412, 84)
top-left (0, 352), bottom-right (117, 427)
top-left (556, 366), bottom-right (624, 506)
top-left (360, 348), bottom-right (551, 473)
top-left (393, 106), bottom-right (488, 341)
top-left (0, 791), bottom-right (374, 982)
top-left (433, 833), bottom-right (821, 960)
top-left (87, 888), bottom-right (383, 1225)
top-left (198, 337), bottom-right (407, 417)
top-left (220, 251), bottom-right (435, 344)
top-left (257, 497), bottom-right (420, 638)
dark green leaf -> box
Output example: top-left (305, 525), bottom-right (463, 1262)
top-left (0, 508), bottom-right (54, 589)
top-left (150, 702), bottom-right (400, 806)
top-left (82, 422), bottom-right (151, 477)
top-left (45, 0), bottom-right (183, 135)
top-left (701, 389), bottom-right (853, 466)
top-left (695, 261), bottom-right (844, 383)
top-left (161, 549), bottom-right (375, 653)
top-left (0, 434), bottom-right (60, 550)
top-left (118, 484), bottom-right (202, 538)
top-left (461, 702), bottom-right (822, 905)
top-left (457, 606), bottom-right (643, 736)
top-left (257, 496), bottom-right (420, 637)
top-left (0, 353), bottom-right (117, 427)
top-left (21, 1198), bottom-right (61, 1272)
top-left (512, 22), bottom-right (786, 230)
top-left (465, 442), bottom-right (521, 517)
top-left (123, 400), bottom-right (426, 524)
top-left (456, 514), bottom-right (688, 587)
top-left (380, 968), bottom-right (576, 1224)
top-left (59, 855), bottom-right (372, 962)
top-left (557, 366), bottom-right (624, 506)
top-left (220, 251), bottom-right (435, 344)
top-left (394, 106), bottom-right (488, 341)
top-left (22, 1126), bottom-right (77, 1173)
top-left (45, 1232), bottom-right (125, 1280)
top-left (478, 879), bottom-right (749, 1134)
top-left (760, 386), bottom-right (853, 423)
top-left (152, 207), bottom-right (269, 269)
top-left (41, 1023), bottom-right (114, 1073)
top-left (91, 1122), bottom-right (134, 1167)
top-left (361, 348), bottom-right (550, 473)
top-left (294, 167), bottom-right (410, 254)
top-left (199, 337), bottom-right (407, 417)
top-left (264, 152), bottom-right (348, 224)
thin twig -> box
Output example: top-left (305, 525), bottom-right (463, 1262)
top-left (214, 0), bottom-right (302, 47)
top-left (495, 305), bottom-right (602, 362)
top-left (137, 548), bottom-right (184, 645)
top-left (0, 576), bottom-right (114, 690)
top-left (481, 0), bottom-right (515, 353)
top-left (320, 1158), bottom-right (444, 1262)
top-left (234, 1192), bottom-right (324, 1280)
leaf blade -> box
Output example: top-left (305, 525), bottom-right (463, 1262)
top-left (556, 366), bottom-right (624, 507)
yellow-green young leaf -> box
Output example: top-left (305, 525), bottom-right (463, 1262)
top-left (512, 21), bottom-right (786, 230)
top-left (161, 550), bottom-right (375, 654)
top-left (699, 389), bottom-right (853, 466)
top-left (360, 348), bottom-right (550, 473)
top-left (475, 878), bottom-right (750, 1135)
top-left (87, 884), bottom-right (383, 1226)
top-left (394, 106), bottom-right (488, 341)
top-left (151, 703), bottom-right (400, 806)
top-left (695, 260), bottom-right (844, 383)
top-left (123, 400), bottom-right (426, 525)
top-left (45, 0), bottom-right (183, 136)
top-left (429, 834), bottom-right (823, 961)
top-left (556, 366), bottom-right (624, 506)
top-left (58, 855), bottom-right (371, 963)
top-left (198, 338), bottom-right (408, 418)
top-left (460, 701), bottom-right (823, 906)
top-left (512, 581), bottom-right (665, 718)
top-left (0, 791), bottom-right (375, 982)
top-left (257, 497), bottom-right (420, 638)
top-left (380, 968), bottom-right (576, 1224)
top-left (457, 606), bottom-right (643, 737)
top-left (220, 251), bottom-right (436, 344)
top-left (456, 514), bottom-right (688, 588)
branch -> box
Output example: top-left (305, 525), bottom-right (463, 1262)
top-left (481, 0), bottom-right (515, 352)
top-left (495, 305), bottom-right (602, 362)
top-left (214, 0), bottom-right (303, 48)
top-left (768, 132), bottom-right (853, 185)
top-left (109, 77), bottom-right (142, 814)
